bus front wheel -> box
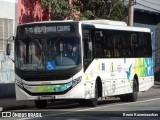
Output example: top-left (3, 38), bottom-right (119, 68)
top-left (87, 83), bottom-right (98, 107)
top-left (35, 100), bottom-right (47, 109)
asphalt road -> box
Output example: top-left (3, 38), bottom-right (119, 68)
top-left (1, 85), bottom-right (160, 120)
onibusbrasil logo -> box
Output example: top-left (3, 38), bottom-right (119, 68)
top-left (1, 112), bottom-right (42, 118)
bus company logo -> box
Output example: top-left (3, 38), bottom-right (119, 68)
top-left (102, 63), bottom-right (105, 71)
top-left (2, 112), bottom-right (11, 117)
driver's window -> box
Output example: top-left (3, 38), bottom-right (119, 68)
top-left (17, 40), bottom-right (26, 67)
top-left (28, 42), bottom-right (41, 64)
top-left (29, 42), bottom-right (35, 63)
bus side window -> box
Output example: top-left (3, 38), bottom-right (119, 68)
top-left (139, 33), bottom-right (146, 57)
top-left (131, 33), bottom-right (138, 57)
top-left (104, 49), bottom-right (111, 58)
top-left (113, 34), bottom-right (122, 58)
top-left (122, 32), bottom-right (132, 58)
top-left (102, 31), bottom-right (111, 58)
top-left (121, 36), bottom-right (127, 57)
top-left (83, 39), bottom-right (92, 65)
top-left (145, 33), bottom-right (152, 57)
top-left (95, 30), bottom-right (104, 58)
top-left (82, 28), bottom-right (93, 66)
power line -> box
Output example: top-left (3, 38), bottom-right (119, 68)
top-left (136, 2), bottom-right (160, 13)
top-left (141, 0), bottom-right (160, 7)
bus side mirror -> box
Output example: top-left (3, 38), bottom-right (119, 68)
top-left (6, 36), bottom-right (14, 56)
top-left (6, 43), bottom-right (11, 55)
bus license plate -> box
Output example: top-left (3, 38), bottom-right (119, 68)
top-left (39, 96), bottom-right (55, 100)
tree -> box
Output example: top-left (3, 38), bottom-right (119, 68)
top-left (79, 0), bottom-right (127, 21)
top-left (41, 0), bottom-right (127, 21)
top-left (41, 0), bottom-right (70, 20)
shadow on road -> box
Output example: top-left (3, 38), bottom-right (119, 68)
top-left (155, 71), bottom-right (160, 82)
top-left (46, 99), bottom-right (121, 109)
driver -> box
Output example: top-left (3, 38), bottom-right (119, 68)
top-left (68, 44), bottom-right (78, 64)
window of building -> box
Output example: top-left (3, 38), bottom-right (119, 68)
top-left (0, 18), bottom-right (13, 51)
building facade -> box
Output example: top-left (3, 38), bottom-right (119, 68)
top-left (133, 0), bottom-right (160, 72)
top-left (0, 0), bottom-right (49, 98)
top-left (0, 0), bottom-right (18, 97)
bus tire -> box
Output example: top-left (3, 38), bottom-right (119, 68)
top-left (120, 79), bottom-right (138, 102)
top-left (78, 100), bottom-right (88, 106)
top-left (128, 80), bottom-right (138, 102)
top-left (87, 83), bottom-right (98, 107)
top-left (120, 95), bottom-right (128, 102)
top-left (35, 100), bottom-right (47, 109)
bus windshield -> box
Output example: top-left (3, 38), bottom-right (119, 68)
top-left (15, 35), bottom-right (80, 71)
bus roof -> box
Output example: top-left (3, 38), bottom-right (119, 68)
top-left (18, 20), bottom-right (150, 33)
top-left (80, 20), bottom-right (127, 26)
top-left (93, 24), bottom-right (150, 32)
top-left (80, 20), bottom-right (150, 33)
top-left (17, 20), bottom-right (76, 26)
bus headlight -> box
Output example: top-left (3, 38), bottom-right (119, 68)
top-left (72, 77), bottom-right (82, 87)
top-left (16, 79), bottom-right (23, 89)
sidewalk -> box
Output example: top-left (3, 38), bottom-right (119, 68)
top-left (0, 98), bottom-right (34, 111)
top-left (0, 80), bottom-right (160, 112)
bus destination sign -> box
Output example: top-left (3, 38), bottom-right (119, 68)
top-left (24, 25), bottom-right (71, 34)
top-left (18, 24), bottom-right (77, 35)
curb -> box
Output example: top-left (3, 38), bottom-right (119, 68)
top-left (154, 81), bottom-right (160, 86)
top-left (1, 105), bottom-right (34, 112)
top-left (2, 105), bottom-right (27, 111)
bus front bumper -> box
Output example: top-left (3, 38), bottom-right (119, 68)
top-left (15, 82), bottom-right (85, 101)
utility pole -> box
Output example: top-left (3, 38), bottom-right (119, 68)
top-left (128, 0), bottom-right (135, 26)
top-left (48, 3), bottom-right (51, 21)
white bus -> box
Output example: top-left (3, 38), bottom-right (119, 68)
top-left (7, 20), bottom-right (154, 108)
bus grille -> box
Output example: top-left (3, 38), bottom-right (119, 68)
top-left (23, 76), bottom-right (71, 81)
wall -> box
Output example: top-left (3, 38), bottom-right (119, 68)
top-left (0, 0), bottom-right (48, 98)
top-left (0, 0), bottom-right (17, 97)
top-left (0, 0), bottom-right (17, 83)
top-left (0, 0), bottom-right (17, 32)
top-left (155, 24), bottom-right (160, 72)
top-left (134, 11), bottom-right (160, 25)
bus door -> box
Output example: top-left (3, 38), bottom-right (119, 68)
top-left (82, 26), bottom-right (95, 98)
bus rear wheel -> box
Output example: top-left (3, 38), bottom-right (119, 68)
top-left (128, 80), bottom-right (138, 102)
top-left (35, 100), bottom-right (47, 109)
top-left (120, 80), bottom-right (138, 102)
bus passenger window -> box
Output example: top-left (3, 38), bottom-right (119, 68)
top-left (104, 49), bottom-right (111, 58)
top-left (131, 34), bottom-right (138, 57)
top-left (83, 38), bottom-right (92, 65)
